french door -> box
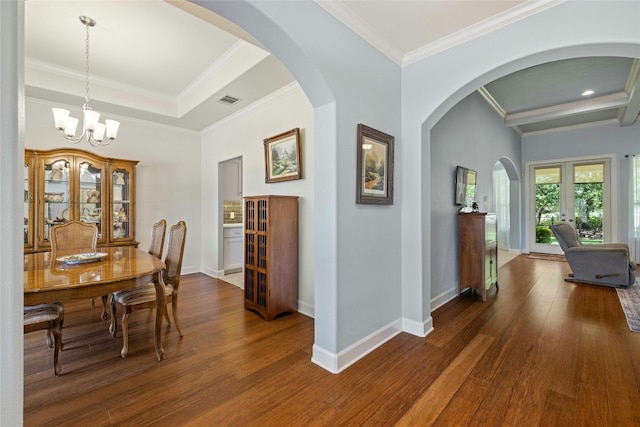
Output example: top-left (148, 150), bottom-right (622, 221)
top-left (528, 156), bottom-right (613, 254)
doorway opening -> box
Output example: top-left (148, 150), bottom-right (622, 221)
top-left (220, 157), bottom-right (244, 287)
top-left (527, 155), bottom-right (614, 255)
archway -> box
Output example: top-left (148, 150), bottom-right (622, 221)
top-left (418, 46), bottom-right (640, 321)
top-left (494, 157), bottom-right (522, 265)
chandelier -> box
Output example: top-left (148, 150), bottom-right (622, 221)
top-left (52, 16), bottom-right (120, 146)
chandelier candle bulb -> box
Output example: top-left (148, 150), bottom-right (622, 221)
top-left (105, 120), bottom-right (120, 140)
top-left (52, 108), bottom-right (70, 130)
top-left (93, 123), bottom-right (106, 142)
top-left (83, 109), bottom-right (100, 132)
top-left (64, 117), bottom-right (79, 137)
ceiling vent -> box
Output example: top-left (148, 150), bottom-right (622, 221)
top-left (218, 95), bottom-right (240, 105)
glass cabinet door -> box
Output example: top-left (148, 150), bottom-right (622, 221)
top-left (40, 157), bottom-right (71, 246)
top-left (111, 165), bottom-right (133, 241)
top-left (78, 159), bottom-right (106, 245)
top-left (24, 152), bottom-right (34, 249)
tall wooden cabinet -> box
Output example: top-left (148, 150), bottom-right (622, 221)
top-left (24, 148), bottom-right (139, 253)
top-left (458, 212), bottom-right (498, 302)
top-left (244, 195), bottom-right (298, 320)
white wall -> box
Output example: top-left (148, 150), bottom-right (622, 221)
top-left (430, 91), bottom-right (521, 309)
top-left (200, 83), bottom-right (316, 316)
top-left (24, 98), bottom-right (202, 273)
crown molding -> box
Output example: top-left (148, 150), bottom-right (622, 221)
top-left (505, 92), bottom-right (628, 127)
top-left (521, 118), bottom-right (619, 137)
top-left (25, 58), bottom-right (175, 104)
top-left (26, 96), bottom-right (199, 135)
top-left (402, 0), bottom-right (565, 67)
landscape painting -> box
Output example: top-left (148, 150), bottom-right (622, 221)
top-left (264, 128), bottom-right (302, 183)
top-left (356, 124), bottom-right (394, 205)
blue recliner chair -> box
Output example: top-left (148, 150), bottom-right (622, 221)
top-left (550, 222), bottom-right (636, 287)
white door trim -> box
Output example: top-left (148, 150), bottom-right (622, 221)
top-left (524, 153), bottom-right (617, 254)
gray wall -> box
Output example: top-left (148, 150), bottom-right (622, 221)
top-left (430, 91), bottom-right (521, 308)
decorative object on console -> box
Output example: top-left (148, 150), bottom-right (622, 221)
top-left (356, 124), bottom-right (395, 205)
top-left (51, 16), bottom-right (120, 146)
top-left (264, 128), bottom-right (302, 183)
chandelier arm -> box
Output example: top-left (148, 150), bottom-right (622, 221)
top-left (59, 129), bottom-right (87, 144)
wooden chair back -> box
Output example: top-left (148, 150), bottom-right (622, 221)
top-left (148, 219), bottom-right (167, 259)
top-left (50, 220), bottom-right (98, 256)
top-left (163, 221), bottom-right (187, 291)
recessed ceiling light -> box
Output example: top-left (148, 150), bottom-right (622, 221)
top-left (581, 90), bottom-right (595, 96)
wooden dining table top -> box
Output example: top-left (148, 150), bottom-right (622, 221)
top-left (24, 246), bottom-right (167, 361)
top-left (24, 246), bottom-right (165, 302)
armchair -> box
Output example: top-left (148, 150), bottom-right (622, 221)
top-left (550, 222), bottom-right (636, 287)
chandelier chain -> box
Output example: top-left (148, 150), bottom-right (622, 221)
top-left (84, 20), bottom-right (91, 106)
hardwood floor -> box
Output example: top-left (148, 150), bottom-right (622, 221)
top-left (24, 256), bottom-right (640, 426)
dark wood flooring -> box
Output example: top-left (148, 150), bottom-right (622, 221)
top-left (24, 255), bottom-right (640, 426)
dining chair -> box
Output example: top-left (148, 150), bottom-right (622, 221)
top-left (107, 219), bottom-right (166, 338)
top-left (49, 221), bottom-right (106, 318)
top-left (110, 221), bottom-right (187, 358)
top-left (24, 302), bottom-right (64, 375)
top-left (148, 219), bottom-right (167, 259)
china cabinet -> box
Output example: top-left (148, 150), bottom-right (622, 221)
top-left (243, 195), bottom-right (298, 320)
top-left (458, 212), bottom-right (498, 302)
top-left (25, 148), bottom-right (139, 253)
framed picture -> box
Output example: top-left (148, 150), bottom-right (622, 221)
top-left (264, 128), bottom-right (302, 183)
top-left (356, 124), bottom-right (394, 205)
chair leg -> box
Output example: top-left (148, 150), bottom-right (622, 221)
top-left (172, 296), bottom-right (183, 337)
top-left (164, 307), bottom-right (171, 326)
top-left (51, 319), bottom-right (62, 376)
top-left (120, 310), bottom-right (130, 358)
top-left (45, 311), bottom-right (64, 350)
top-left (109, 298), bottom-right (117, 338)
top-left (100, 294), bottom-right (109, 320)
top-left (46, 329), bottom-right (54, 349)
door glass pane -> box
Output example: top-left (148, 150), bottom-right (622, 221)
top-left (574, 163), bottom-right (604, 244)
top-left (112, 168), bottom-right (130, 239)
top-left (44, 159), bottom-right (70, 243)
top-left (534, 166), bottom-right (560, 244)
top-left (79, 161), bottom-right (102, 240)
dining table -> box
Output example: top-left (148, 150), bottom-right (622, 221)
top-left (24, 246), bottom-right (167, 361)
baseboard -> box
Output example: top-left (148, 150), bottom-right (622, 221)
top-left (431, 287), bottom-right (459, 311)
top-left (297, 300), bottom-right (314, 318)
top-left (311, 319), bottom-right (403, 374)
top-left (402, 316), bottom-right (434, 337)
top-left (201, 267), bottom-right (223, 278)
top-left (181, 265), bottom-right (201, 275)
